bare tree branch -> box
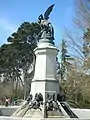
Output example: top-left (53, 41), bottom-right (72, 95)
top-left (75, 0), bottom-right (90, 29)
top-left (64, 28), bottom-right (85, 59)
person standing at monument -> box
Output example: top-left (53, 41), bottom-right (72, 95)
top-left (5, 97), bottom-right (9, 106)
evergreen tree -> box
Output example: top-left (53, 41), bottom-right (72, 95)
top-left (0, 22), bottom-right (41, 99)
top-left (60, 39), bottom-right (70, 80)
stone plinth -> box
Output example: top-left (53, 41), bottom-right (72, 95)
top-left (30, 42), bottom-right (59, 101)
top-left (10, 42), bottom-right (78, 118)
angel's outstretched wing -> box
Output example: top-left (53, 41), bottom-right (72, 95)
top-left (44, 4), bottom-right (55, 20)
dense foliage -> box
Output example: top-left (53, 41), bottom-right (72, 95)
top-left (0, 22), bottom-right (40, 102)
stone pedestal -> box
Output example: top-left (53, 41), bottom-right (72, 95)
top-left (30, 41), bottom-right (60, 101)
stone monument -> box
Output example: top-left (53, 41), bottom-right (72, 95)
top-left (11, 4), bottom-right (78, 118)
top-left (30, 4), bottom-right (59, 103)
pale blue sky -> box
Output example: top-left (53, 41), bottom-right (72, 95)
top-left (0, 0), bottom-right (74, 46)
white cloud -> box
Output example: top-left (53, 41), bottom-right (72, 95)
top-left (0, 17), bottom-right (17, 33)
